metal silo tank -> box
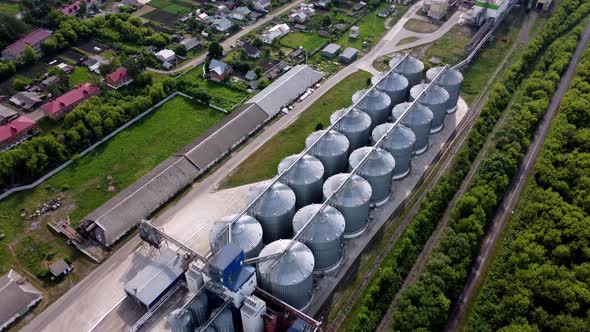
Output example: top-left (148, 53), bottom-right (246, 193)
top-left (278, 154), bottom-right (324, 209)
top-left (371, 124), bottom-right (416, 180)
top-left (389, 55), bottom-right (425, 87)
top-left (391, 102), bottom-right (434, 155)
top-left (189, 292), bottom-right (209, 326)
top-left (167, 309), bottom-right (193, 332)
top-left (213, 308), bottom-right (235, 332)
top-left (410, 83), bottom-right (449, 134)
top-left (305, 130), bottom-right (350, 178)
top-left (348, 147), bottom-right (395, 207)
top-left (323, 173), bottom-right (372, 238)
top-left (292, 204), bottom-right (345, 272)
top-left (352, 89), bottom-right (392, 130)
top-left (426, 66), bottom-right (463, 114)
top-left (257, 240), bottom-right (315, 309)
top-left (330, 108), bottom-right (372, 150)
top-left (371, 72), bottom-right (409, 105)
top-left (209, 214), bottom-right (263, 259)
top-left (247, 182), bottom-right (296, 243)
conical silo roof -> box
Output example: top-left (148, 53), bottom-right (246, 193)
top-left (426, 66), bottom-right (463, 86)
top-left (258, 239), bottom-right (314, 286)
top-left (410, 84), bottom-right (449, 108)
top-left (389, 55), bottom-right (424, 84)
top-left (372, 123), bottom-right (416, 150)
top-left (323, 173), bottom-right (372, 207)
top-left (352, 89), bottom-right (391, 118)
top-left (209, 214), bottom-right (263, 258)
top-left (349, 147), bottom-right (395, 177)
top-left (305, 129), bottom-right (349, 157)
top-left (292, 204), bottom-right (345, 244)
top-left (371, 72), bottom-right (409, 104)
top-left (391, 102), bottom-right (433, 127)
top-left (247, 182), bottom-right (296, 219)
top-left (330, 108), bottom-right (372, 135)
top-left (278, 154), bottom-right (324, 186)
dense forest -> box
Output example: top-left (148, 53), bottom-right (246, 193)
top-left (465, 45), bottom-right (590, 332)
top-left (391, 6), bottom-right (590, 332)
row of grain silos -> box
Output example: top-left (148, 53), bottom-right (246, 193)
top-left (205, 55), bottom-right (464, 312)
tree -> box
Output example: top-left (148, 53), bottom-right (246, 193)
top-left (175, 44), bottom-right (187, 57)
top-left (252, 38), bottom-right (263, 48)
top-left (322, 15), bottom-right (332, 27)
top-left (315, 122), bottom-right (324, 131)
top-left (22, 45), bottom-right (39, 64)
top-left (11, 77), bottom-right (31, 91)
top-left (208, 41), bottom-right (223, 59)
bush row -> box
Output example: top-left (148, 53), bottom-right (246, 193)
top-left (339, 1), bottom-right (590, 330)
top-left (391, 14), bottom-right (587, 332)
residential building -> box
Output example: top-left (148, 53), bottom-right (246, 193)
top-left (321, 43), bottom-right (341, 58)
top-left (245, 70), bottom-right (258, 81)
top-left (0, 105), bottom-right (17, 126)
top-left (61, 0), bottom-right (103, 16)
top-left (0, 270), bottom-right (42, 331)
top-left (378, 7), bottom-right (392, 17)
top-left (179, 37), bottom-right (202, 51)
top-left (243, 43), bottom-right (261, 58)
top-left (41, 75), bottom-right (60, 89)
top-left (230, 6), bottom-right (251, 21)
top-left (1, 28), bottom-right (53, 61)
top-left (0, 115), bottom-right (37, 150)
top-left (339, 47), bottom-right (359, 63)
top-left (253, 0), bottom-right (271, 11)
top-left (48, 259), bottom-right (72, 279)
top-left (41, 83), bottom-right (100, 120)
top-left (196, 12), bottom-right (210, 22)
top-left (316, 0), bottom-right (332, 9)
top-left (353, 1), bottom-right (367, 11)
top-left (208, 59), bottom-right (233, 82)
top-left (261, 23), bottom-right (290, 44)
top-left (349, 26), bottom-right (360, 39)
top-left (9, 91), bottom-right (44, 111)
top-left (155, 49), bottom-right (176, 67)
top-left (105, 67), bottom-right (133, 89)
top-left (288, 4), bottom-right (315, 23)
top-left (83, 55), bottom-right (109, 74)
top-left (212, 16), bottom-right (233, 32)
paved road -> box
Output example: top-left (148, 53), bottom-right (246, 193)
top-left (147, 0), bottom-right (304, 74)
top-left (444, 19), bottom-right (590, 332)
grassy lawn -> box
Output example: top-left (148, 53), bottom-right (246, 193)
top-left (0, 96), bottom-right (225, 282)
top-left (0, 2), bottom-right (19, 16)
top-left (423, 24), bottom-right (475, 65)
top-left (404, 18), bottom-right (440, 33)
top-left (182, 64), bottom-right (250, 109)
top-left (69, 67), bottom-right (99, 87)
top-left (221, 70), bottom-right (372, 188)
top-left (147, 0), bottom-right (193, 14)
top-left (281, 32), bottom-right (327, 51)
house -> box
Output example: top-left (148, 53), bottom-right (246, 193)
top-left (253, 0), bottom-right (271, 11)
top-left (0, 115), bottom-right (37, 150)
top-left (288, 4), bottom-right (315, 23)
top-left (105, 67), bottom-right (133, 89)
top-left (349, 26), bottom-right (360, 39)
top-left (196, 12), bottom-right (211, 22)
top-left (0, 105), bottom-right (17, 126)
top-left (261, 23), bottom-right (290, 44)
top-left (41, 83), bottom-right (100, 120)
top-left (319, 30), bottom-right (329, 37)
top-left (243, 43), bottom-right (261, 58)
top-left (378, 7), bottom-right (392, 17)
top-left (48, 259), bottom-right (72, 279)
top-left (321, 43), bottom-right (341, 58)
top-left (352, 1), bottom-right (367, 11)
top-left (230, 6), bottom-right (251, 21)
top-left (9, 91), bottom-right (44, 111)
top-left (83, 55), bottom-right (109, 74)
top-left (1, 28), bottom-right (53, 61)
top-left (245, 70), bottom-right (258, 81)
top-left (212, 16), bottom-right (233, 32)
top-left (61, 0), bottom-right (103, 16)
top-left (293, 24), bottom-right (308, 31)
top-left (179, 37), bottom-right (202, 51)
top-left (208, 59), bottom-right (233, 82)
top-left (316, 0), bottom-right (332, 9)
top-left (57, 62), bottom-right (75, 74)
top-left (41, 76), bottom-right (59, 89)
top-left (0, 270), bottom-right (42, 331)
top-left (121, 0), bottom-right (142, 9)
top-left (339, 47), bottom-right (359, 63)
top-left (156, 49), bottom-right (176, 63)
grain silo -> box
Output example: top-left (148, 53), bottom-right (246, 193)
top-left (167, 309), bottom-right (193, 332)
top-left (257, 240), bottom-right (315, 309)
top-left (330, 108), bottom-right (372, 150)
top-left (292, 204), bottom-right (345, 272)
top-left (305, 130), bottom-right (350, 178)
top-left (410, 84), bottom-right (449, 134)
top-left (209, 214), bottom-right (263, 259)
top-left (352, 89), bottom-right (392, 130)
top-left (389, 55), bottom-right (425, 87)
top-left (213, 308), bottom-right (235, 332)
top-left (391, 102), bottom-right (434, 155)
top-left (371, 71), bottom-right (409, 106)
top-left (189, 292), bottom-right (209, 326)
top-left (278, 154), bottom-right (325, 208)
top-left (323, 173), bottom-right (372, 238)
top-left (371, 124), bottom-right (416, 180)
top-left (426, 66), bottom-right (463, 114)
top-left (348, 147), bottom-right (395, 206)
top-left (247, 182), bottom-right (296, 243)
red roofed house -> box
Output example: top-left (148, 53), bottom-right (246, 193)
top-left (1, 28), bottom-right (53, 61)
top-left (105, 67), bottom-right (133, 89)
top-left (0, 116), bottom-right (37, 150)
top-left (41, 83), bottom-right (100, 120)
top-left (61, 0), bottom-right (102, 16)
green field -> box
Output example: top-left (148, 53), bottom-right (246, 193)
top-left (0, 96), bottom-right (225, 278)
top-left (69, 67), bottom-right (98, 87)
top-left (221, 70), bottom-right (372, 188)
top-left (181, 64), bottom-right (251, 109)
top-left (423, 25), bottom-right (474, 65)
top-left (0, 2), bottom-right (19, 16)
top-left (147, 0), bottom-right (193, 14)
top-left (281, 32), bottom-right (327, 51)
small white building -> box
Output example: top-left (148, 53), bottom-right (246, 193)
top-left (261, 23), bottom-right (290, 44)
top-left (253, 0), bottom-right (271, 11)
top-left (156, 49), bottom-right (176, 63)
top-left (349, 26), bottom-right (360, 39)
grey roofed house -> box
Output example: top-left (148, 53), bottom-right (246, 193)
top-left (124, 248), bottom-right (184, 309)
top-left (230, 6), bottom-right (251, 21)
top-left (0, 270), bottom-right (42, 331)
top-left (209, 59), bottom-right (229, 76)
top-left (212, 16), bottom-right (233, 32)
top-left (41, 75), bottom-right (59, 88)
top-left (0, 105), bottom-right (17, 126)
top-left (48, 259), bottom-right (71, 278)
top-left (179, 37), bottom-right (202, 51)
top-left (243, 43), bottom-right (261, 58)
top-left (245, 70), bottom-right (258, 81)
top-left (321, 43), bottom-right (341, 58)
top-left (9, 91), bottom-right (44, 111)
top-left (339, 47), bottom-right (359, 63)
top-left (247, 64), bottom-right (323, 117)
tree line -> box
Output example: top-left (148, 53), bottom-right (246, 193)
top-left (336, 0), bottom-right (590, 330)
top-left (391, 6), bottom-right (589, 332)
top-left (465, 41), bottom-right (590, 332)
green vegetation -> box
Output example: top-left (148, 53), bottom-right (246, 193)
top-left (69, 66), bottom-right (98, 87)
top-left (0, 2), bottom-right (19, 16)
top-left (465, 41), bottom-right (590, 332)
top-left (392, 6), bottom-right (590, 331)
top-left (0, 96), bottom-right (225, 275)
top-left (281, 32), bottom-right (327, 52)
top-left (423, 25), bottom-right (474, 66)
top-left (334, 1), bottom-right (590, 330)
top-left (403, 18), bottom-right (440, 33)
top-left (398, 36), bottom-right (420, 45)
top-left (181, 64), bottom-right (250, 109)
top-left (147, 0), bottom-right (194, 14)
top-left (221, 70), bottom-right (372, 188)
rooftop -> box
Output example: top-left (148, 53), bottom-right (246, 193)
top-left (41, 83), bottom-right (100, 115)
top-left (0, 116), bottom-right (36, 144)
top-left (0, 270), bottom-right (42, 331)
top-left (2, 28), bottom-right (52, 56)
top-left (106, 67), bottom-right (129, 83)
